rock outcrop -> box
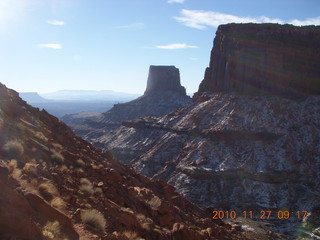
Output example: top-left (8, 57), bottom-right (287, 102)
top-left (198, 23), bottom-right (320, 98)
top-left (91, 24), bottom-right (320, 237)
top-left (0, 82), bottom-right (247, 239)
top-left (145, 65), bottom-right (186, 95)
top-left (73, 65), bottom-right (191, 138)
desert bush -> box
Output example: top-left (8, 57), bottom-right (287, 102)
top-left (60, 165), bottom-right (69, 173)
top-left (51, 197), bottom-right (66, 210)
top-left (75, 159), bottom-right (85, 168)
top-left (7, 159), bottom-right (17, 173)
top-left (122, 230), bottom-right (142, 240)
top-left (147, 196), bottom-right (161, 211)
top-left (50, 151), bottom-right (64, 165)
top-left (42, 221), bottom-right (60, 239)
top-left (11, 168), bottom-right (22, 179)
top-left (23, 163), bottom-right (38, 175)
top-left (81, 209), bottom-right (106, 233)
top-left (42, 220), bottom-right (69, 240)
top-left (38, 182), bottom-right (58, 201)
top-left (79, 178), bottom-right (94, 196)
top-left (35, 131), bottom-right (47, 142)
top-left (80, 178), bottom-right (91, 186)
top-left (94, 187), bottom-right (103, 195)
top-left (3, 140), bottom-right (24, 160)
top-left (80, 184), bottom-right (94, 196)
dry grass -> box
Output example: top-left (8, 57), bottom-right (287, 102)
top-left (38, 182), bottom-right (58, 201)
top-left (147, 196), bottom-right (162, 211)
top-left (23, 163), bottom-right (38, 175)
top-left (79, 178), bottom-right (94, 196)
top-left (35, 131), bottom-right (48, 142)
top-left (80, 178), bottom-right (91, 186)
top-left (50, 150), bottom-right (65, 165)
top-left (42, 220), bottom-right (69, 240)
top-left (75, 159), bottom-right (85, 168)
top-left (81, 209), bottom-right (106, 233)
top-left (3, 140), bottom-right (24, 160)
top-left (11, 168), bottom-right (22, 179)
top-left (51, 197), bottom-right (66, 211)
top-left (7, 159), bottom-right (17, 173)
top-left (42, 221), bottom-right (61, 239)
top-left (94, 187), bottom-right (103, 195)
top-left (80, 185), bottom-right (94, 196)
top-left (122, 230), bottom-right (143, 240)
top-left (60, 165), bottom-right (69, 172)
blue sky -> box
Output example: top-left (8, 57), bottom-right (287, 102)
top-left (1, 0), bottom-right (319, 94)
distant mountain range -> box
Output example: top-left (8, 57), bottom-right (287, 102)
top-left (40, 89), bottom-right (141, 101)
top-left (18, 90), bottom-right (142, 118)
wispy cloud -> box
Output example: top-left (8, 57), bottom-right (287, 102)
top-left (38, 43), bottom-right (62, 49)
top-left (114, 22), bottom-right (145, 30)
top-left (47, 20), bottom-right (66, 26)
top-left (156, 43), bottom-right (199, 49)
top-left (168, 0), bottom-right (185, 3)
top-left (174, 9), bottom-right (320, 29)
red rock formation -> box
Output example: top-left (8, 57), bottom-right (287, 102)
top-left (198, 23), bottom-right (320, 98)
top-left (145, 65), bottom-right (186, 95)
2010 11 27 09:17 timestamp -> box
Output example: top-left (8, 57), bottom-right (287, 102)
top-left (212, 210), bottom-right (309, 220)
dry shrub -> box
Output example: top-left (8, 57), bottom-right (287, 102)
top-left (136, 213), bottom-right (146, 221)
top-left (3, 140), bottom-right (24, 160)
top-left (23, 163), bottom-right (38, 175)
top-left (122, 230), bottom-right (143, 240)
top-left (75, 159), bottom-right (85, 168)
top-left (38, 182), bottom-right (58, 201)
top-left (51, 197), bottom-right (66, 211)
top-left (79, 178), bottom-right (94, 196)
top-left (80, 184), bottom-right (94, 196)
top-left (7, 159), bottom-right (17, 173)
top-left (50, 150), bottom-right (64, 165)
top-left (35, 131), bottom-right (47, 142)
top-left (42, 220), bottom-right (69, 240)
top-left (80, 178), bottom-right (91, 186)
top-left (52, 143), bottom-right (63, 150)
top-left (11, 168), bottom-right (22, 179)
top-left (81, 209), bottom-right (106, 233)
top-left (94, 187), bottom-right (103, 195)
top-left (60, 165), bottom-right (68, 172)
top-left (42, 221), bottom-right (60, 239)
top-left (147, 196), bottom-right (161, 211)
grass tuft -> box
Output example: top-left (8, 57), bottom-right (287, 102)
top-left (81, 209), bottom-right (106, 233)
top-left (3, 140), bottom-right (24, 160)
top-left (38, 182), bottom-right (58, 201)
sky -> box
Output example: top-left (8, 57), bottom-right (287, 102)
top-left (0, 0), bottom-right (319, 94)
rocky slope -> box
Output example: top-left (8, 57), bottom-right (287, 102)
top-left (73, 65), bottom-right (191, 138)
top-left (90, 24), bottom-right (320, 237)
top-left (0, 82), bottom-right (252, 240)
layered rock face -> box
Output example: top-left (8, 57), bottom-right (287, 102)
top-left (73, 65), bottom-right (191, 139)
top-left (198, 24), bottom-right (320, 98)
top-left (93, 24), bottom-right (320, 236)
top-left (145, 65), bottom-right (186, 95)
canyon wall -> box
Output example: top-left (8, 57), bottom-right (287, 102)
top-left (198, 23), bottom-right (320, 98)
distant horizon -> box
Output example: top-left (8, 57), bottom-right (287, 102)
top-left (1, 0), bottom-right (319, 94)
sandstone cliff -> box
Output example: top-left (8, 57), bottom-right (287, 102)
top-left (198, 23), bottom-right (320, 98)
top-left (145, 65), bottom-right (186, 95)
top-left (73, 65), bottom-right (191, 139)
